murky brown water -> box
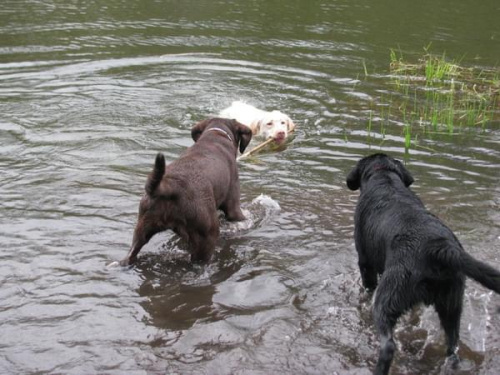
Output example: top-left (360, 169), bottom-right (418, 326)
top-left (1, 1), bottom-right (499, 374)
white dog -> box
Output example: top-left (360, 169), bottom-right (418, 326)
top-left (219, 101), bottom-right (295, 144)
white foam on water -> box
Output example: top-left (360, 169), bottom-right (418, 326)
top-left (416, 289), bottom-right (493, 355)
top-left (219, 194), bottom-right (280, 238)
top-left (106, 261), bottom-right (120, 269)
top-left (252, 193), bottom-right (281, 211)
top-left (465, 290), bottom-right (492, 352)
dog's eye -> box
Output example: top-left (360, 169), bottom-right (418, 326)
top-left (281, 121), bottom-right (285, 125)
top-left (266, 122), bottom-right (272, 126)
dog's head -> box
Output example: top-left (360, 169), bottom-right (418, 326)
top-left (191, 117), bottom-right (252, 154)
top-left (256, 110), bottom-right (295, 144)
top-left (346, 153), bottom-right (414, 191)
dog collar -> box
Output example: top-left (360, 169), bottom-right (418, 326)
top-left (206, 128), bottom-right (233, 143)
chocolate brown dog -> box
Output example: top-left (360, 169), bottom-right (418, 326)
top-left (347, 153), bottom-right (500, 375)
top-left (120, 118), bottom-right (252, 266)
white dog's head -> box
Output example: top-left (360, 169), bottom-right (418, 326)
top-left (256, 110), bottom-right (295, 144)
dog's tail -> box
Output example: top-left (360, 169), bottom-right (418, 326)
top-left (145, 153), bottom-right (165, 196)
top-left (431, 238), bottom-right (500, 294)
top-left (460, 252), bottom-right (500, 294)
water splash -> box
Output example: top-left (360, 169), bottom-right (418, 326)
top-left (219, 194), bottom-right (280, 238)
top-left (465, 290), bottom-right (492, 352)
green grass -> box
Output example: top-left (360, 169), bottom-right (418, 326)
top-left (375, 46), bottom-right (500, 150)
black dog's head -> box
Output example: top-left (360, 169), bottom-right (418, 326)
top-left (191, 117), bottom-right (252, 155)
top-left (346, 153), bottom-right (414, 191)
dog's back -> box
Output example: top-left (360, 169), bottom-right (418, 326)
top-left (355, 165), bottom-right (500, 287)
top-left (352, 165), bottom-right (425, 276)
top-left (119, 118), bottom-right (251, 266)
top-left (165, 137), bottom-right (237, 207)
top-left (219, 101), bottom-right (265, 126)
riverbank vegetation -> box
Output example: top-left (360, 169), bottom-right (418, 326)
top-left (366, 46), bottom-right (499, 152)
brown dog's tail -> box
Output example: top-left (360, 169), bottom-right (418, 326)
top-left (145, 153), bottom-right (165, 196)
top-left (460, 252), bottom-right (500, 294)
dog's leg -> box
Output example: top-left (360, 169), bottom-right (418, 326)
top-left (375, 333), bottom-right (396, 375)
top-left (373, 309), bottom-right (397, 375)
top-left (224, 205), bottom-right (245, 222)
top-left (358, 255), bottom-right (378, 291)
top-left (120, 222), bottom-right (160, 266)
top-left (372, 269), bottom-right (415, 375)
top-left (434, 278), bottom-right (465, 368)
top-left (222, 184), bottom-right (246, 222)
top-left (188, 220), bottom-right (219, 263)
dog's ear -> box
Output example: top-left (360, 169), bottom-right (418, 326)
top-left (287, 118), bottom-right (296, 133)
top-left (394, 159), bottom-right (414, 187)
top-left (249, 119), bottom-right (263, 135)
top-left (191, 119), bottom-right (211, 142)
top-left (234, 120), bottom-right (252, 153)
top-left (346, 164), bottom-right (361, 191)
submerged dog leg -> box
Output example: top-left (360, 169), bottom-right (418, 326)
top-left (188, 219), bottom-right (219, 263)
top-left (221, 180), bottom-right (246, 222)
top-left (373, 301), bottom-right (398, 375)
top-left (375, 334), bottom-right (396, 375)
top-left (119, 234), bottom-right (150, 266)
top-left (222, 200), bottom-right (246, 222)
top-left (372, 269), bottom-right (415, 375)
top-left (358, 254), bottom-right (378, 291)
top-left (120, 218), bottom-right (162, 266)
top-left (434, 278), bottom-right (465, 367)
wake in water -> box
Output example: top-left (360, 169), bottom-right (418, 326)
top-left (219, 194), bottom-right (280, 238)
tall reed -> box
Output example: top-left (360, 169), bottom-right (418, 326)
top-left (381, 47), bottom-right (499, 149)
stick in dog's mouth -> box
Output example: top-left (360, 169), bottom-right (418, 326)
top-left (237, 128), bottom-right (295, 160)
top-left (273, 136), bottom-right (286, 144)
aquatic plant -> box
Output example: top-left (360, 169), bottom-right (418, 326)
top-left (368, 46), bottom-right (500, 151)
top-left (388, 47), bottom-right (499, 131)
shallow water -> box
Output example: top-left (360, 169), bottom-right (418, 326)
top-left (1, 0), bottom-right (499, 374)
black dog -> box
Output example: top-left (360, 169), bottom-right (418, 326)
top-left (346, 153), bottom-right (500, 375)
top-left (120, 118), bottom-right (252, 266)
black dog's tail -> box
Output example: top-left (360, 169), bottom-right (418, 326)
top-left (460, 252), bottom-right (500, 294)
top-left (145, 153), bottom-right (165, 196)
top-left (431, 238), bottom-right (500, 294)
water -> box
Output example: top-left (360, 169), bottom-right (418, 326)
top-left (1, 0), bottom-right (499, 373)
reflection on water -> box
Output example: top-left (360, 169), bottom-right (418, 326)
top-left (1, 0), bottom-right (499, 373)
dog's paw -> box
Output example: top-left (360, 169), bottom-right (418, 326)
top-left (444, 351), bottom-right (460, 372)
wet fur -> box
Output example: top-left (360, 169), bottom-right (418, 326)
top-left (219, 101), bottom-right (295, 143)
top-left (346, 153), bottom-right (500, 375)
top-left (120, 118), bottom-right (252, 266)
